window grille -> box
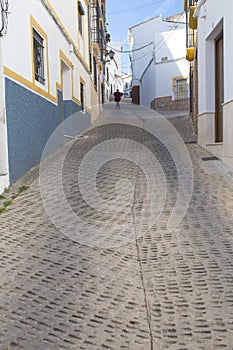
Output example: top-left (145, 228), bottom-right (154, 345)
top-left (33, 29), bottom-right (45, 85)
top-left (93, 57), bottom-right (97, 87)
top-left (80, 82), bottom-right (84, 110)
top-left (78, 2), bottom-right (85, 36)
top-left (174, 78), bottom-right (188, 100)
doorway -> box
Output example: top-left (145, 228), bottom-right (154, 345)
top-left (61, 60), bottom-right (72, 140)
top-left (61, 61), bottom-right (72, 122)
top-left (215, 32), bottom-right (224, 143)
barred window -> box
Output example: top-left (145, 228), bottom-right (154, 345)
top-left (33, 29), bottom-right (45, 85)
top-left (93, 57), bottom-right (97, 87)
top-left (78, 2), bottom-right (85, 36)
top-left (80, 82), bottom-right (84, 110)
top-left (174, 78), bottom-right (188, 100)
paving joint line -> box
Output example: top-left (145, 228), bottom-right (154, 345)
top-left (130, 112), bottom-right (154, 350)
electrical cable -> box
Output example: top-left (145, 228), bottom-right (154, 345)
top-left (107, 0), bottom-right (166, 16)
top-left (119, 51), bottom-right (151, 67)
top-left (107, 42), bottom-right (153, 54)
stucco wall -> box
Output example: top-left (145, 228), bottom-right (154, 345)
top-left (197, 0), bottom-right (233, 164)
top-left (129, 15), bottom-right (189, 109)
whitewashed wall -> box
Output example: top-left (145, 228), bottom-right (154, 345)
top-left (0, 38), bottom-right (9, 193)
top-left (197, 0), bottom-right (233, 166)
top-left (129, 15), bottom-right (188, 108)
top-left (106, 41), bottom-right (123, 100)
top-left (3, 0), bottom-right (91, 107)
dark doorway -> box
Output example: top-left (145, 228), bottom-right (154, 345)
top-left (215, 32), bottom-right (224, 142)
top-left (132, 85), bottom-right (140, 105)
top-left (80, 82), bottom-right (84, 110)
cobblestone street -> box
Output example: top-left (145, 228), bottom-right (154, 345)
top-left (1, 102), bottom-right (233, 349)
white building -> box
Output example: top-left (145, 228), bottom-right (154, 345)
top-left (122, 73), bottom-right (132, 98)
top-left (0, 0), bottom-right (107, 192)
top-left (196, 0), bottom-right (233, 167)
top-left (0, 34), bottom-right (9, 192)
top-left (128, 14), bottom-right (190, 110)
top-left (105, 40), bottom-right (123, 101)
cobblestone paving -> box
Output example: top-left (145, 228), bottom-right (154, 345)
top-left (0, 103), bottom-right (233, 349)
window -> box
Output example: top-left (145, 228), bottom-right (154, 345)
top-left (78, 1), bottom-right (85, 36)
top-left (80, 82), bottom-right (84, 110)
top-left (93, 57), bottom-right (97, 87)
top-left (174, 78), bottom-right (188, 100)
top-left (33, 29), bottom-right (45, 85)
top-left (106, 68), bottom-right (109, 82)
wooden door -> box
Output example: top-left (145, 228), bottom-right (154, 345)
top-left (215, 33), bottom-right (224, 142)
top-left (132, 86), bottom-right (140, 105)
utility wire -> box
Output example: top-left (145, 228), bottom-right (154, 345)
top-left (107, 0), bottom-right (165, 16)
top-left (107, 42), bottom-right (153, 54)
top-left (119, 51), bottom-right (151, 67)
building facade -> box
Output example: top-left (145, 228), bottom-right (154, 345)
top-left (128, 14), bottom-right (190, 110)
top-left (105, 41), bottom-right (123, 102)
top-left (122, 73), bottom-right (132, 98)
top-left (184, 0), bottom-right (198, 130)
top-left (0, 0), bottom-right (107, 192)
top-left (196, 0), bottom-right (233, 167)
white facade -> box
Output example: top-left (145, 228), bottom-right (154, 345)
top-left (128, 14), bottom-right (189, 109)
top-left (122, 73), bottom-right (132, 98)
top-left (0, 37), bottom-right (9, 193)
top-left (3, 0), bottom-right (91, 109)
top-left (197, 0), bottom-right (233, 167)
top-left (105, 41), bottom-right (123, 101)
top-left (0, 0), bottom-right (106, 192)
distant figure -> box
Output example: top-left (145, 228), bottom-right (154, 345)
top-left (114, 89), bottom-right (123, 109)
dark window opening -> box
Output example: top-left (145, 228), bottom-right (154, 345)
top-left (33, 29), bottom-right (45, 85)
top-left (93, 57), bottom-right (97, 87)
top-left (80, 82), bottom-right (84, 110)
top-left (78, 2), bottom-right (85, 36)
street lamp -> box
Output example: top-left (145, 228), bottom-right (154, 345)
top-left (108, 50), bottom-right (115, 60)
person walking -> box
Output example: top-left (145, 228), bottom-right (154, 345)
top-left (114, 89), bottom-right (123, 109)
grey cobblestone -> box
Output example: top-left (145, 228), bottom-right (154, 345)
top-left (0, 102), bottom-right (233, 349)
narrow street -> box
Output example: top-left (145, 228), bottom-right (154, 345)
top-left (0, 101), bottom-right (233, 349)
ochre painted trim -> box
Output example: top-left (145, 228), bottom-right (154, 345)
top-left (30, 15), bottom-right (51, 94)
top-left (4, 66), bottom-right (57, 103)
top-left (59, 50), bottom-right (81, 105)
top-left (44, 0), bottom-right (90, 70)
top-left (172, 75), bottom-right (188, 92)
top-left (80, 75), bottom-right (88, 110)
top-left (60, 49), bottom-right (73, 69)
top-left (4, 65), bottom-right (86, 110)
top-left (80, 76), bottom-right (86, 85)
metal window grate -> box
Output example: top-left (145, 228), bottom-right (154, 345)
top-left (80, 82), bottom-right (84, 110)
top-left (33, 29), bottom-right (45, 85)
top-left (78, 2), bottom-right (84, 36)
top-left (174, 78), bottom-right (188, 100)
top-left (93, 57), bottom-right (97, 87)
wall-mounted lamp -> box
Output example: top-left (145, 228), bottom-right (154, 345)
top-left (108, 50), bottom-right (115, 60)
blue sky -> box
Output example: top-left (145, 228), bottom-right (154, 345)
top-left (106, 0), bottom-right (184, 42)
